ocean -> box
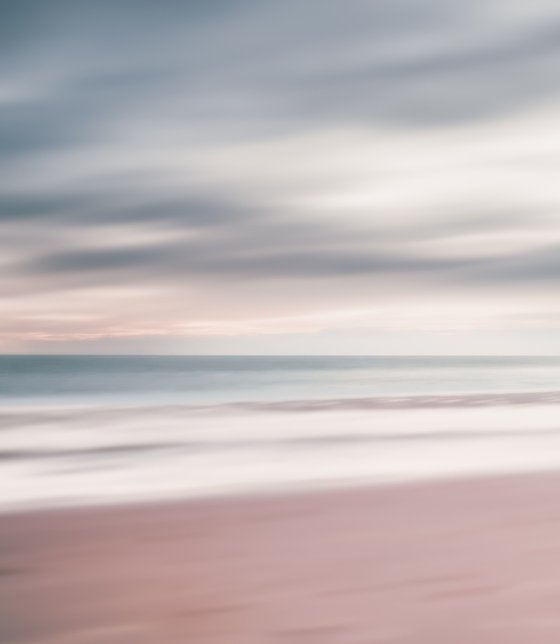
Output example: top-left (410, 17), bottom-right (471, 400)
top-left (2, 355), bottom-right (560, 510)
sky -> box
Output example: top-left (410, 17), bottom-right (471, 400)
top-left (1, 0), bottom-right (560, 355)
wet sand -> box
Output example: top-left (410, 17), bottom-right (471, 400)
top-left (4, 473), bottom-right (560, 643)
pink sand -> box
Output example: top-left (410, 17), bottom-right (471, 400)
top-left (4, 474), bottom-right (560, 642)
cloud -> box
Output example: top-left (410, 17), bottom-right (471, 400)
top-left (2, 0), bottom-right (560, 162)
top-left (0, 188), bottom-right (252, 228)
top-left (16, 226), bottom-right (560, 292)
top-left (2, 0), bottom-right (560, 351)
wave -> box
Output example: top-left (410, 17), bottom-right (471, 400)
top-left (5, 426), bottom-right (560, 465)
top-left (2, 389), bottom-right (560, 510)
top-left (2, 389), bottom-right (560, 424)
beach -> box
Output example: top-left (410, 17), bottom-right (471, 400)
top-left (4, 0), bottom-right (560, 638)
top-left (4, 472), bottom-right (560, 643)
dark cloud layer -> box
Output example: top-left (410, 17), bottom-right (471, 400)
top-left (15, 212), bottom-right (560, 290)
top-left (2, 0), bottom-right (560, 162)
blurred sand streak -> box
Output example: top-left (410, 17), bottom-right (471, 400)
top-left (4, 474), bottom-right (560, 642)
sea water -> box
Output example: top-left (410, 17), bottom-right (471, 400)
top-left (1, 355), bottom-right (560, 510)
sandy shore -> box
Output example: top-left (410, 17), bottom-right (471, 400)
top-left (4, 474), bottom-right (560, 643)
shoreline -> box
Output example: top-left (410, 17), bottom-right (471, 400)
top-left (1, 467), bottom-right (559, 518)
top-left (0, 466), bottom-right (556, 511)
top-left (4, 471), bottom-right (560, 642)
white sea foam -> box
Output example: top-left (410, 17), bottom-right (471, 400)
top-left (2, 395), bottom-right (560, 511)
